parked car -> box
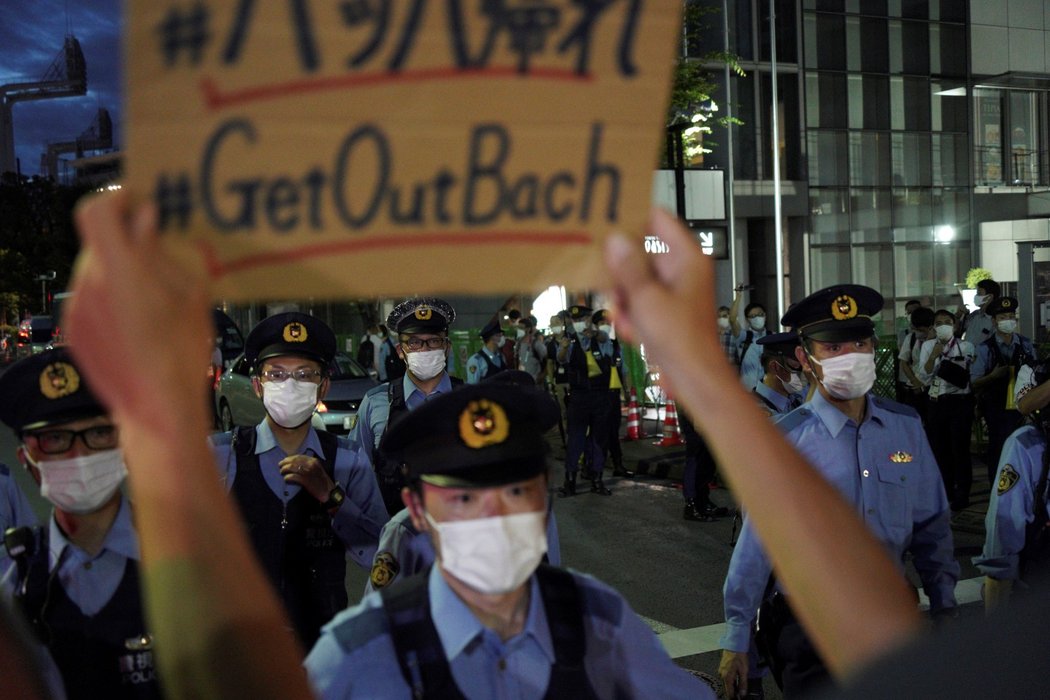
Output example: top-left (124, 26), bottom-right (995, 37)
top-left (15, 317), bottom-right (55, 360)
top-left (214, 351), bottom-right (377, 435)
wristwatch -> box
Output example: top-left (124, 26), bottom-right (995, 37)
top-left (322, 485), bottom-right (346, 512)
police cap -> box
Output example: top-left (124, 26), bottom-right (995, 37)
top-left (781, 285), bottom-right (883, 342)
top-left (0, 348), bottom-right (106, 434)
top-left (592, 309), bottom-right (611, 326)
top-left (244, 312), bottom-right (335, 370)
top-left (387, 298), bottom-right (456, 335)
top-left (379, 383), bottom-right (559, 488)
top-left (480, 316), bottom-right (503, 341)
top-left (988, 296), bottom-right (1018, 316)
top-left (568, 305), bottom-right (593, 320)
top-left (757, 330), bottom-right (799, 356)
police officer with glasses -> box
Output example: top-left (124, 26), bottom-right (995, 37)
top-left (210, 312), bottom-right (389, 649)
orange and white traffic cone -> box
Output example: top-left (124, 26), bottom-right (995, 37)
top-left (623, 389), bottom-right (644, 441)
top-left (654, 397), bottom-right (684, 447)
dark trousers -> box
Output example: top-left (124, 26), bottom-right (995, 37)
top-left (983, 403), bottom-right (1022, 486)
top-left (773, 619), bottom-right (831, 698)
top-left (925, 393), bottom-right (975, 504)
top-left (587, 390), bottom-right (623, 467)
top-left (565, 389), bottom-right (609, 478)
top-left (679, 412), bottom-right (716, 504)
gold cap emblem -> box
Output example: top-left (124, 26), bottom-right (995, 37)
top-left (283, 322), bottom-right (307, 343)
top-left (831, 295), bottom-right (858, 321)
top-left (414, 306), bottom-right (433, 321)
top-left (39, 362), bottom-right (80, 399)
top-left (458, 399), bottom-right (509, 449)
top-left (1001, 298), bottom-right (1013, 309)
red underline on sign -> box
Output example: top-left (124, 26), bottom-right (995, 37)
top-left (198, 229), bottom-right (593, 279)
top-left (201, 67), bottom-right (592, 111)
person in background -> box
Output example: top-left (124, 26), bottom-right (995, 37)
top-left (963, 279), bottom-right (1000, 345)
top-left (972, 296), bottom-right (1036, 489)
top-left (353, 298), bottom-right (462, 515)
top-left (897, 306), bottom-right (934, 419)
top-left (466, 317), bottom-right (507, 384)
top-left (514, 315), bottom-right (547, 384)
top-left (917, 309), bottom-right (976, 511)
top-left (718, 305), bottom-right (738, 367)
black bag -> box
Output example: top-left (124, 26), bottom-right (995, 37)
top-left (936, 358), bottom-right (970, 389)
top-left (356, 337), bottom-right (374, 369)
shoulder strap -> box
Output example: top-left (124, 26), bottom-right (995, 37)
top-left (315, 430), bottom-right (339, 479)
top-left (388, 380), bottom-right (406, 412)
top-left (381, 567), bottom-right (461, 699)
top-left (752, 388), bottom-right (780, 413)
top-left (449, 375), bottom-right (464, 388)
top-left (534, 565), bottom-right (586, 668)
top-left (232, 425), bottom-right (257, 459)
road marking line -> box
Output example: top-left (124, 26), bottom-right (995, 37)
top-left (651, 576), bottom-right (985, 659)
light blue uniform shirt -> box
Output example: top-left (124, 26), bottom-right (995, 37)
top-left (352, 373), bottom-right (455, 465)
top-left (465, 346), bottom-right (504, 384)
top-left (48, 494), bottom-right (139, 616)
top-left (0, 463), bottom-right (38, 581)
top-left (974, 425), bottom-right (1049, 580)
top-left (970, 333), bottom-right (1036, 383)
top-left (720, 391), bottom-right (959, 652)
top-left (753, 382), bottom-right (794, 415)
top-left (736, 328), bottom-right (767, 391)
top-left (211, 422), bottom-right (389, 568)
top-left (363, 508), bottom-right (563, 595)
top-left (307, 566), bottom-right (712, 699)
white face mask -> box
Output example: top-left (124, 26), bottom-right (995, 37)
top-left (515, 328), bottom-right (526, 339)
top-left (496, 335), bottom-right (507, 348)
top-left (935, 324), bottom-right (954, 342)
top-left (550, 324), bottom-right (564, 335)
top-left (427, 510), bottom-right (548, 595)
top-left (262, 379), bottom-right (318, 428)
top-left (997, 319), bottom-right (1017, 334)
top-left (780, 366), bottom-right (805, 395)
top-left (405, 348), bottom-right (446, 381)
top-left (572, 321), bottom-right (587, 334)
top-left (30, 448), bottom-right (127, 515)
top-left (749, 315), bottom-right (766, 331)
top-left (597, 324), bottom-right (612, 336)
top-left (809, 351), bottom-right (876, 400)
top-left (974, 294), bottom-right (990, 306)
top-left (717, 317), bottom-right (731, 330)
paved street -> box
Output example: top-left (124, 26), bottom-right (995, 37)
top-left (0, 389), bottom-right (993, 697)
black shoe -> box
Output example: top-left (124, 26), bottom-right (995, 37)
top-left (697, 500), bottom-right (729, 518)
top-left (590, 478), bottom-right (612, 495)
top-left (612, 466), bottom-right (635, 478)
top-left (683, 499), bottom-right (715, 522)
top-left (558, 474), bottom-right (577, 497)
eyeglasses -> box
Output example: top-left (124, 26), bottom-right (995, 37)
top-left (401, 337), bottom-right (447, 351)
top-left (259, 368), bottom-right (324, 383)
top-left (25, 425), bottom-right (119, 455)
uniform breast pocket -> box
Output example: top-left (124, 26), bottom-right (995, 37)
top-left (875, 463), bottom-right (912, 540)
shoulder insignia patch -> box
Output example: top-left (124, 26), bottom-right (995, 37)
top-left (889, 451), bottom-right (913, 463)
top-left (998, 464), bottom-right (1020, 495)
top-left (369, 551), bottom-right (400, 589)
top-left (468, 364), bottom-right (477, 374)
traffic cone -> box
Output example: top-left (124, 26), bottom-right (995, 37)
top-left (623, 389), bottom-right (645, 440)
top-left (654, 397), bottom-right (684, 447)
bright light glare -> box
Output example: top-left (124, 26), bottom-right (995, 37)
top-left (934, 225), bottom-right (955, 244)
top-left (532, 286), bottom-right (567, 331)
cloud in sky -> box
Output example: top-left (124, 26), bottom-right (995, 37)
top-left (0, 0), bottom-right (121, 177)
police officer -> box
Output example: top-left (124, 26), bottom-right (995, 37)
top-left (210, 312), bottom-right (389, 648)
top-left (465, 317), bottom-right (507, 383)
top-left (557, 305), bottom-right (614, 496)
top-left (971, 296), bottom-right (1036, 488)
top-left (719, 285), bottom-right (959, 699)
top-left (305, 382), bottom-right (713, 698)
top-left (963, 278), bottom-right (1000, 344)
top-left (354, 298), bottom-right (462, 514)
top-left (0, 348), bottom-right (161, 699)
top-left (752, 331), bottom-right (806, 417)
top-left (590, 309), bottom-right (633, 478)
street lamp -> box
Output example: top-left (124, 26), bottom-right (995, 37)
top-left (34, 271), bottom-right (56, 314)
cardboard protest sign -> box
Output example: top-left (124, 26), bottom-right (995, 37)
top-left (127, 1), bottom-right (681, 300)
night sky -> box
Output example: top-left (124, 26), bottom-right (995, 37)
top-left (0, 0), bottom-right (121, 177)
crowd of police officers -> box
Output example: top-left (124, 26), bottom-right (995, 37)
top-left (3, 266), bottom-right (1050, 698)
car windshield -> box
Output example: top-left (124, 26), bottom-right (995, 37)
top-left (329, 353), bottom-right (369, 380)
